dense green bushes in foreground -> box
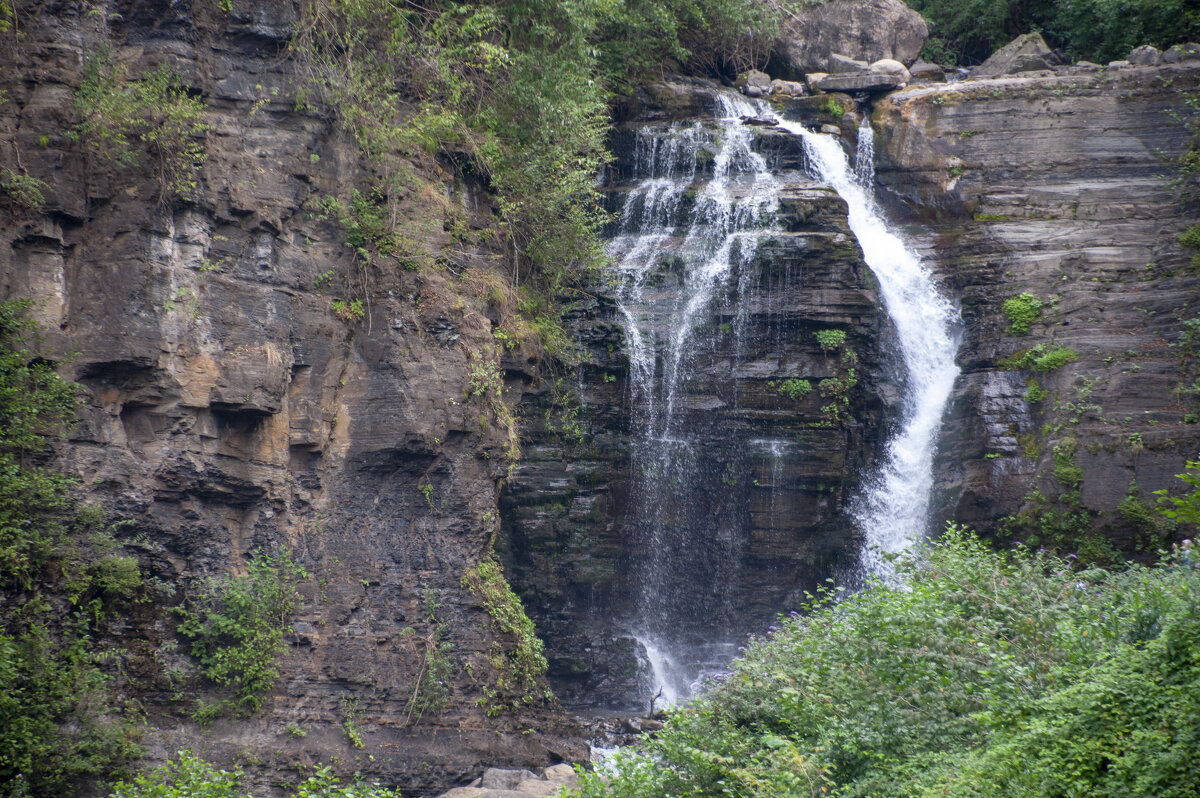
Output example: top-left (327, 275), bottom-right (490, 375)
top-left (569, 526), bottom-right (1200, 798)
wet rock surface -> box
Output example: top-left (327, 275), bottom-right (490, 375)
top-left (502, 79), bottom-right (892, 711)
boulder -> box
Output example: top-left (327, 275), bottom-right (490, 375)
top-left (735, 68), bottom-right (772, 97)
top-left (870, 58), bottom-right (911, 83)
top-left (909, 59), bottom-right (946, 82)
top-left (1163, 43), bottom-right (1200, 63)
top-left (804, 72), bottom-right (829, 92)
top-left (770, 78), bottom-right (807, 97)
top-left (826, 53), bottom-right (870, 75)
top-left (773, 0), bottom-right (928, 78)
top-left (817, 71), bottom-right (906, 93)
top-left (973, 33), bottom-right (1062, 78)
top-left (1127, 45), bottom-right (1162, 66)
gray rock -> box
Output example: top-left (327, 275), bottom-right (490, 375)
top-left (1107, 60), bottom-right (1132, 69)
top-left (1163, 43), bottom-right (1200, 63)
top-left (817, 71), bottom-right (906, 92)
top-left (774, 0), bottom-right (928, 78)
top-left (735, 68), bottom-right (772, 96)
top-left (542, 764), bottom-right (577, 782)
top-left (826, 53), bottom-right (870, 75)
top-left (973, 33), bottom-right (1062, 78)
top-left (770, 78), bottom-right (807, 97)
top-left (1127, 45), bottom-right (1162, 66)
top-left (481, 769), bottom-right (541, 790)
top-left (804, 72), bottom-right (829, 91)
top-left (909, 59), bottom-right (946, 82)
top-left (870, 58), bottom-right (911, 83)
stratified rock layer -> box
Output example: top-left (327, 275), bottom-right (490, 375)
top-left (0, 1), bottom-right (582, 793)
top-left (502, 81), bottom-right (893, 710)
top-left (873, 62), bottom-right (1200, 552)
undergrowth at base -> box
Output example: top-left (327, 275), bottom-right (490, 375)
top-left (568, 525), bottom-right (1200, 798)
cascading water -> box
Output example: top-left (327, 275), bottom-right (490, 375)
top-left (606, 94), bottom-right (785, 702)
top-left (769, 115), bottom-right (960, 580)
top-left (604, 89), bottom-right (958, 706)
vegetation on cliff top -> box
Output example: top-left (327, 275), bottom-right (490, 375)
top-left (569, 523), bottom-right (1200, 798)
top-left (909, 0), bottom-right (1200, 65)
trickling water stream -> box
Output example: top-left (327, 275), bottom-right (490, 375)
top-left (604, 91), bottom-right (959, 704)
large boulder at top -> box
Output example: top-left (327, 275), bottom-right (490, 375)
top-left (972, 32), bottom-right (1062, 78)
top-left (772, 0), bottom-right (928, 78)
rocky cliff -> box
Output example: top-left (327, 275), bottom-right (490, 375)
top-left (1, 1), bottom-right (582, 793)
top-left (3, 0), bottom-right (1200, 793)
top-left (872, 60), bottom-right (1200, 557)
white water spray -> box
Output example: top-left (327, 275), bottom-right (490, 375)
top-left (771, 115), bottom-right (960, 578)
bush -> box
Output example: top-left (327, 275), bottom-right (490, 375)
top-left (71, 55), bottom-right (210, 198)
top-left (176, 550), bottom-right (308, 713)
top-left (460, 556), bottom-right (550, 716)
top-left (568, 527), bottom-right (1200, 798)
top-left (813, 328), bottom-right (846, 352)
top-left (769, 377), bottom-right (812, 400)
top-left (1000, 343), bottom-right (1077, 372)
top-left (0, 301), bottom-right (141, 796)
top-left (1000, 291), bottom-right (1042, 335)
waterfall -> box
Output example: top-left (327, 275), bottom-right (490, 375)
top-left (606, 94), bottom-right (782, 702)
top-left (605, 90), bottom-right (959, 706)
top-left (770, 116), bottom-right (960, 579)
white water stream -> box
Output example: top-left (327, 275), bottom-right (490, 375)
top-left (607, 92), bottom-right (959, 704)
top-left (768, 114), bottom-right (960, 580)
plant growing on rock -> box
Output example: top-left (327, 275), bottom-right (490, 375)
top-left (460, 556), bottom-right (550, 717)
top-left (1000, 343), bottom-right (1077, 372)
top-left (813, 328), bottom-right (846, 353)
top-left (176, 549), bottom-right (308, 713)
top-left (1001, 291), bottom-right (1042, 334)
top-left (71, 54), bottom-right (210, 199)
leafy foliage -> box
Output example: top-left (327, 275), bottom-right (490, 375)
top-left (813, 328), bottom-right (846, 352)
top-left (999, 342), bottom-right (1077, 372)
top-left (771, 377), bottom-right (812, 400)
top-left (461, 556), bottom-right (550, 716)
top-left (71, 54), bottom-right (210, 199)
top-left (0, 301), bottom-right (143, 796)
top-left (569, 527), bottom-right (1200, 798)
top-left (176, 550), bottom-right (308, 713)
top-left (908, 0), bottom-right (1200, 65)
top-left (1155, 460), bottom-right (1200, 528)
top-left (109, 755), bottom-right (402, 798)
top-left (1001, 291), bottom-right (1042, 335)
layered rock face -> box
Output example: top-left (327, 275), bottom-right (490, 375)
top-left (0, 1), bottom-right (580, 792)
top-left (872, 62), bottom-right (1200, 553)
top-left (501, 81), bottom-right (893, 710)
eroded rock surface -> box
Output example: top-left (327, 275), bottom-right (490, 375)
top-left (772, 0), bottom-right (928, 79)
top-left (0, 1), bottom-right (583, 793)
top-left (873, 62), bottom-right (1200, 553)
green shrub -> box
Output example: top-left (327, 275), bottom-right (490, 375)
top-left (1000, 343), bottom-right (1077, 372)
top-left (110, 751), bottom-right (242, 798)
top-left (1001, 291), bottom-right (1042, 335)
top-left (71, 55), bottom-right (210, 198)
top-left (908, 0), bottom-right (1200, 65)
top-left (176, 550), bottom-right (308, 713)
top-left (569, 527), bottom-right (1200, 798)
top-left (461, 556), bottom-right (550, 716)
top-left (813, 328), bottom-right (846, 352)
top-left (0, 301), bottom-right (142, 796)
top-left (1179, 224), bottom-right (1200, 268)
top-left (1155, 460), bottom-right (1200, 528)
top-left (771, 378), bottom-right (812, 400)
